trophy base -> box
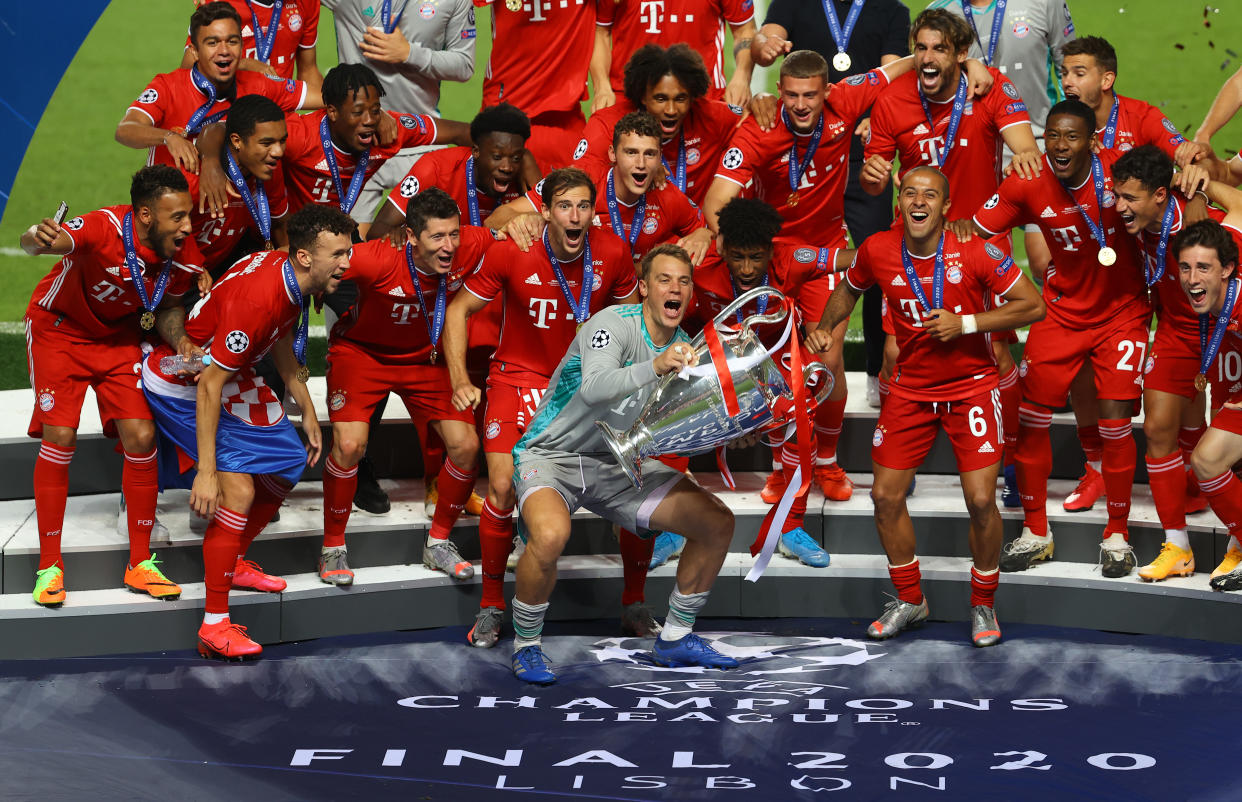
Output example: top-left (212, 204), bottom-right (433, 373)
top-left (596, 420), bottom-right (645, 490)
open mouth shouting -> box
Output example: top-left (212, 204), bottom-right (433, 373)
top-left (660, 296), bottom-right (684, 323)
top-left (562, 226), bottom-right (585, 252)
top-left (918, 64), bottom-right (942, 93)
top-left (1187, 285), bottom-right (1209, 312)
top-left (659, 116), bottom-right (682, 139)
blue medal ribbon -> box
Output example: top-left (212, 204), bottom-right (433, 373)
top-left (918, 73), bottom-right (968, 169)
top-left (224, 148), bottom-right (272, 245)
top-left (380, 0), bottom-right (408, 33)
top-left (1100, 94), bottom-right (1121, 150)
top-left (661, 133), bottom-right (688, 194)
top-left (121, 211), bottom-right (173, 324)
top-left (781, 107), bottom-right (824, 196)
top-left (319, 114), bottom-right (370, 214)
top-left (405, 243), bottom-right (448, 360)
top-left (246, 0), bottom-right (284, 63)
top-left (900, 235), bottom-right (946, 315)
top-left (185, 66), bottom-right (230, 136)
top-left (820, 0), bottom-right (866, 66)
top-left (729, 273), bottom-right (769, 327)
top-left (463, 155), bottom-right (482, 227)
top-left (961, 0), bottom-right (1007, 66)
top-left (281, 258), bottom-right (310, 367)
top-left (1060, 153), bottom-right (1110, 252)
top-left (542, 229), bottom-right (594, 324)
top-left (1142, 196), bottom-right (1178, 287)
top-left (1200, 278), bottom-right (1240, 378)
top-left (605, 169), bottom-right (647, 249)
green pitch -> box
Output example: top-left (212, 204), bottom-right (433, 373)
top-left (0, 1), bottom-right (1237, 386)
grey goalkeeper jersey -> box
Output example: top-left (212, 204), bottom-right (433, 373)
top-left (515, 304), bottom-right (690, 461)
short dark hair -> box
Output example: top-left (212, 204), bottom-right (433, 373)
top-left (1173, 219), bottom-right (1239, 270)
top-left (1111, 145), bottom-right (1174, 194)
top-left (717, 198), bottom-right (783, 251)
top-left (540, 167), bottom-right (597, 208)
top-left (900, 165), bottom-right (951, 197)
top-left (225, 94), bottom-right (286, 141)
top-left (130, 165), bottom-right (189, 210)
top-left (911, 7), bottom-right (974, 54)
top-left (190, 1), bottom-right (242, 43)
top-left (640, 243), bottom-right (693, 280)
top-left (1062, 36), bottom-right (1118, 75)
top-left (1046, 98), bottom-right (1096, 137)
top-left (622, 43), bottom-right (709, 108)
top-left (322, 63), bottom-right (385, 108)
top-left (470, 103), bottom-right (531, 143)
top-left (780, 50), bottom-right (829, 82)
top-left (612, 112), bottom-right (663, 149)
top-left (405, 187), bottom-right (461, 235)
top-left (287, 204), bottom-right (356, 254)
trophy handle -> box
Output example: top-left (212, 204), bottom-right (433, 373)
top-left (711, 286), bottom-right (788, 332)
top-left (803, 361), bottom-right (835, 407)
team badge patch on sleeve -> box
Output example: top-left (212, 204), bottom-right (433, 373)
top-left (590, 329), bottom-right (612, 349)
top-left (64, 217), bottom-right (84, 230)
top-left (225, 330), bottom-right (250, 354)
top-left (794, 247), bottom-right (816, 263)
top-left (573, 139), bottom-right (588, 160)
top-left (399, 176), bottom-right (420, 198)
top-left (138, 89), bottom-right (158, 103)
top-left (722, 148), bottom-right (744, 170)
top-left (985, 242), bottom-right (1004, 260)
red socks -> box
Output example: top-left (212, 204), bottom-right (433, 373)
top-left (204, 507), bottom-right (247, 614)
top-left (1146, 452), bottom-right (1187, 532)
top-left (1015, 404), bottom-right (1053, 536)
top-left (815, 397), bottom-right (847, 464)
top-left (1201, 470), bottom-right (1242, 537)
top-left (999, 366), bottom-right (1020, 465)
top-left (1098, 418), bottom-right (1135, 534)
top-left (122, 448), bottom-right (159, 567)
top-left (970, 566), bottom-right (999, 608)
top-left (239, 475), bottom-right (289, 555)
top-left (1078, 423), bottom-right (1103, 469)
top-left (34, 441), bottom-right (73, 571)
top-left (429, 457), bottom-right (476, 541)
top-left (322, 456), bottom-right (357, 549)
top-left (619, 528), bottom-right (654, 606)
top-left (889, 559), bottom-right (923, 605)
top-left (478, 499), bottom-right (513, 610)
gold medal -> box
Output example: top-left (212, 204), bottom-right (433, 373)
top-left (296, 365), bottom-right (310, 383)
top-left (787, 191), bottom-right (800, 207)
top-left (1098, 247), bottom-right (1117, 266)
top-left (505, 0), bottom-right (521, 10)
top-left (1195, 373), bottom-right (1208, 392)
top-left (832, 52), bottom-right (852, 72)
top-left (139, 311), bottom-right (155, 331)
top-left (430, 347), bottom-right (438, 365)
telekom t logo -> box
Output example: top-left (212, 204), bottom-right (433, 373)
top-left (529, 297), bottom-right (558, 329)
top-left (1048, 225), bottom-right (1082, 251)
top-left (640, 0), bottom-right (664, 32)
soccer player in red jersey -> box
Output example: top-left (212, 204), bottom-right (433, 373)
top-left (476, 0), bottom-right (610, 171)
top-left (973, 100), bottom-right (1151, 578)
top-left (320, 189), bottom-right (495, 586)
top-left (1178, 220), bottom-right (1242, 592)
top-left (367, 104), bottom-right (535, 243)
top-left (141, 205), bottom-right (352, 659)
top-left (18, 166), bottom-right (206, 608)
top-left (596, 0), bottom-right (756, 106)
top-left (1110, 148), bottom-right (1242, 582)
top-left (574, 44), bottom-right (743, 207)
top-left (807, 166), bottom-right (1044, 646)
top-left (180, 0), bottom-right (323, 90)
top-left (279, 64), bottom-right (470, 216)
top-left (118, 2), bottom-right (316, 174)
top-left (184, 95), bottom-right (291, 277)
top-left (444, 167), bottom-right (640, 648)
top-left (491, 112), bottom-right (711, 263)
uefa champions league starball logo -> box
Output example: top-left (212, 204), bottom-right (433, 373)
top-left (590, 633), bottom-right (884, 675)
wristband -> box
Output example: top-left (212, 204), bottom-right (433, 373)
top-left (961, 314), bottom-right (978, 335)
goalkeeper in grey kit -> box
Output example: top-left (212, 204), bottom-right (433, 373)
top-left (508, 244), bottom-right (741, 684)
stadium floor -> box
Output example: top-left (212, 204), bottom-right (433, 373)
top-left (1, 617), bottom-right (1239, 801)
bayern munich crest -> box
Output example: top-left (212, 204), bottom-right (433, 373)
top-left (485, 421), bottom-right (501, 440)
top-left (329, 391), bottom-right (346, 411)
top-left (1145, 355), bottom-right (1155, 375)
top-left (946, 265), bottom-right (962, 284)
top-left (1019, 358), bottom-right (1029, 378)
top-left (37, 391), bottom-right (54, 412)
top-left (521, 468), bottom-right (538, 481)
top-left (686, 147), bottom-right (700, 165)
top-left (642, 216), bottom-right (658, 235)
top-left (872, 427), bottom-right (884, 447)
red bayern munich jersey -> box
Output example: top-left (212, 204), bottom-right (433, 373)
top-left (1097, 94), bottom-right (1187, 158)
top-left (715, 69), bottom-right (890, 248)
top-left (128, 70), bottom-right (306, 167)
top-left (282, 109), bottom-right (438, 212)
top-left (185, 250), bottom-right (302, 425)
top-left (866, 67), bottom-right (1031, 215)
top-left (573, 98), bottom-right (742, 205)
top-left (1211, 280), bottom-right (1242, 406)
top-left (1139, 197), bottom-right (1232, 342)
top-left (383, 146), bottom-right (524, 225)
top-left (847, 228), bottom-right (1022, 401)
top-left (479, 0), bottom-right (602, 119)
top-left (183, 0), bottom-right (320, 80)
top-left (518, 167), bottom-right (704, 258)
top-left (331, 227), bottom-right (498, 363)
top-left (464, 230), bottom-right (638, 387)
top-left (596, 0), bottom-right (755, 97)
top-left (183, 164), bottom-right (290, 270)
top-left (682, 241), bottom-right (841, 336)
top-left (974, 150), bottom-right (1149, 329)
top-left (28, 205), bottom-right (204, 342)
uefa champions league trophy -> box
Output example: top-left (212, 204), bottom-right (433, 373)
top-left (597, 286), bottom-right (834, 488)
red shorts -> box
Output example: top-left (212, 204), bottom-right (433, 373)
top-left (25, 308), bottom-right (150, 438)
top-left (1019, 313), bottom-right (1150, 407)
top-left (794, 268), bottom-right (847, 324)
top-left (483, 379), bottom-right (548, 455)
top-left (1210, 406), bottom-right (1242, 436)
top-left (1143, 324), bottom-right (1200, 400)
top-left (529, 109), bottom-right (586, 173)
top-left (872, 387), bottom-right (1003, 473)
top-left (325, 342), bottom-right (474, 426)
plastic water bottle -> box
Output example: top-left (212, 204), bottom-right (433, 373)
top-left (159, 353), bottom-right (212, 376)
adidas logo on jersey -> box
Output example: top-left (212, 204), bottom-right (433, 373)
top-left (389, 286), bottom-right (406, 297)
top-left (978, 441), bottom-right (995, 454)
top-left (891, 275), bottom-right (906, 286)
top-left (913, 123), bottom-right (929, 136)
top-left (1040, 206), bottom-right (1056, 218)
top-left (525, 273), bottom-right (540, 285)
